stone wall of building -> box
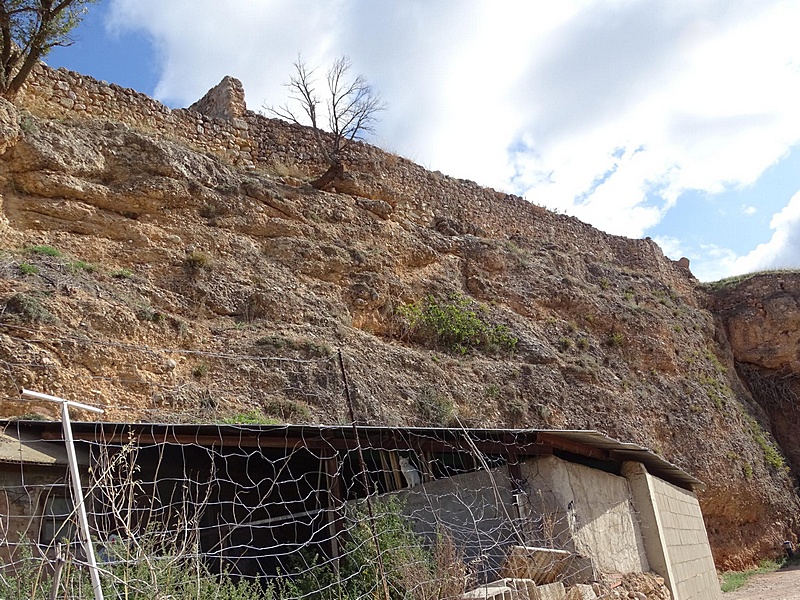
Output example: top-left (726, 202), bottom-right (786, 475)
top-left (16, 64), bottom-right (256, 167)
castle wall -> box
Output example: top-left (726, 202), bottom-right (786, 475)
top-left (14, 62), bottom-right (691, 292)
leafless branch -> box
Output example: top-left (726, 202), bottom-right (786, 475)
top-left (265, 54), bottom-right (385, 189)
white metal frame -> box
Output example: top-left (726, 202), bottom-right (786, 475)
top-left (21, 389), bottom-right (105, 600)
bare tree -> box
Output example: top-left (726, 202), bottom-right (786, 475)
top-left (267, 55), bottom-right (385, 190)
top-left (0, 0), bottom-right (97, 98)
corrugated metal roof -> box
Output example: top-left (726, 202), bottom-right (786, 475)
top-left (0, 421), bottom-right (702, 491)
top-left (0, 424), bottom-right (89, 467)
top-left (535, 429), bottom-right (704, 491)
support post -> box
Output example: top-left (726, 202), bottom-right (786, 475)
top-left (21, 389), bottom-right (105, 600)
top-left (323, 448), bottom-right (344, 569)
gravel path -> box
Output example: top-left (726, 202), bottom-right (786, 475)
top-left (724, 563), bottom-right (800, 600)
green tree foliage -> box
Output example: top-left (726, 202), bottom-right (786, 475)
top-left (0, 0), bottom-right (97, 97)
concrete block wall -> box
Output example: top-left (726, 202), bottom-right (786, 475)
top-left (399, 467), bottom-right (519, 581)
top-left (649, 476), bottom-right (720, 600)
top-left (0, 464), bottom-right (69, 564)
top-left (622, 462), bottom-right (720, 600)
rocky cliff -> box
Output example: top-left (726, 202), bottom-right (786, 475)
top-left (0, 72), bottom-right (798, 570)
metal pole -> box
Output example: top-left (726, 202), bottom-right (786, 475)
top-left (21, 389), bottom-right (104, 600)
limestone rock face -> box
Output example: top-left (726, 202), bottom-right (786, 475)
top-left (0, 98), bottom-right (21, 155)
top-left (0, 109), bottom-right (797, 572)
top-left (709, 273), bottom-right (800, 525)
top-left (711, 274), bottom-right (800, 371)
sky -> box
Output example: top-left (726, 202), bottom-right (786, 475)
top-left (43, 0), bottom-right (800, 282)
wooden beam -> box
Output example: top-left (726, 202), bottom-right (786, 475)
top-left (535, 432), bottom-right (610, 461)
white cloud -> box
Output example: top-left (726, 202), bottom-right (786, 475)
top-left (651, 235), bottom-right (686, 262)
top-left (741, 205), bottom-right (757, 216)
top-left (728, 190), bottom-right (800, 274)
top-left (106, 0), bottom-right (800, 270)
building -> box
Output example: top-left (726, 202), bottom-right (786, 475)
top-left (0, 420), bottom-right (720, 599)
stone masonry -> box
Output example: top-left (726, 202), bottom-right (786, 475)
top-left (12, 61), bottom-right (694, 295)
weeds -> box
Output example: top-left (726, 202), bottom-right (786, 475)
top-left (720, 558), bottom-right (788, 593)
top-left (607, 332), bottom-right (625, 348)
top-left (135, 302), bottom-right (164, 323)
top-left (192, 362), bottom-right (210, 379)
top-left (417, 386), bottom-right (455, 426)
top-left (68, 260), bottom-right (96, 274)
top-left (219, 409), bottom-right (278, 425)
top-left (17, 262), bottom-right (38, 275)
top-left (485, 384), bottom-right (500, 400)
top-left (25, 245), bottom-right (62, 257)
top-left (3, 293), bottom-right (53, 323)
top-left (745, 415), bottom-right (787, 472)
top-left (397, 294), bottom-right (517, 354)
top-left (263, 398), bottom-right (312, 422)
top-left (184, 250), bottom-right (212, 274)
top-left (286, 497), bottom-right (466, 600)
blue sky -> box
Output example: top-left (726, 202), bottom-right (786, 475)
top-left (45, 0), bottom-right (800, 282)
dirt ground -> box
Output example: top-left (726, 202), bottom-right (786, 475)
top-left (724, 562), bottom-right (800, 600)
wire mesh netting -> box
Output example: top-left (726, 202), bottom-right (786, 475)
top-left (0, 421), bottom-right (618, 600)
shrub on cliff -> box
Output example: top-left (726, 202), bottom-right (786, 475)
top-left (397, 293), bottom-right (517, 355)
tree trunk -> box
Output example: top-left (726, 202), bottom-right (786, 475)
top-left (310, 160), bottom-right (344, 191)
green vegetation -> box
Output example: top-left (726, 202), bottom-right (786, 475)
top-left (745, 415), bottom-right (787, 472)
top-left (754, 429), bottom-right (786, 471)
top-left (704, 347), bottom-right (728, 373)
top-left (68, 260), bottom-right (97, 273)
top-left (485, 384), bottom-right (500, 399)
top-left (17, 262), bottom-right (39, 275)
top-left (398, 293), bottom-right (517, 354)
top-left (220, 409), bottom-right (278, 425)
top-left (134, 302), bottom-right (164, 323)
top-left (417, 387), bottom-right (455, 426)
top-left (701, 375), bottom-right (731, 410)
top-left (184, 250), bottom-right (212, 273)
top-left (607, 332), bottom-right (625, 348)
top-left (192, 362), bottom-right (210, 379)
top-left (284, 497), bottom-right (467, 600)
top-left (110, 267), bottom-right (133, 279)
top-left (720, 558), bottom-right (787, 593)
top-left (0, 0), bottom-right (99, 98)
top-left (3, 292), bottom-right (52, 323)
top-left (25, 245), bottom-right (63, 257)
top-left (263, 398), bottom-right (312, 422)
top-left (0, 532), bottom-right (269, 600)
